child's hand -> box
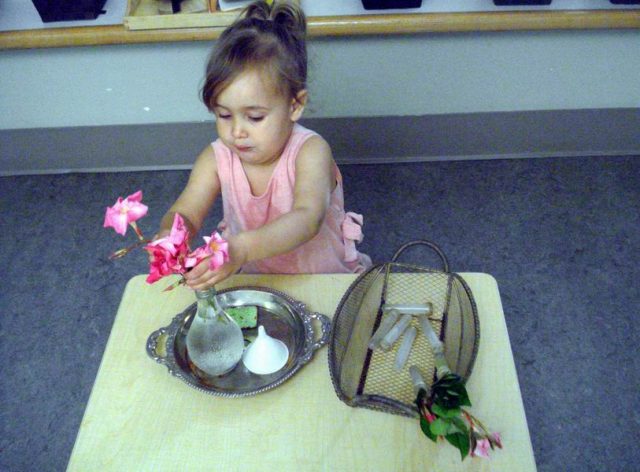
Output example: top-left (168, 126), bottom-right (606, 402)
top-left (183, 235), bottom-right (248, 290)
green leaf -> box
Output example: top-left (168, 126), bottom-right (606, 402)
top-left (445, 433), bottom-right (471, 460)
top-left (451, 416), bottom-right (470, 435)
top-left (440, 373), bottom-right (463, 385)
top-left (458, 387), bottom-right (472, 407)
top-left (432, 404), bottom-right (461, 419)
top-left (430, 418), bottom-right (450, 436)
top-left (431, 373), bottom-right (474, 409)
top-left (445, 419), bottom-right (465, 435)
top-left (420, 417), bottom-right (437, 442)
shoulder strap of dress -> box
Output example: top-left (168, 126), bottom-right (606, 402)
top-left (287, 124), bottom-right (318, 157)
top-left (288, 124), bottom-right (343, 186)
top-left (211, 138), bottom-right (234, 184)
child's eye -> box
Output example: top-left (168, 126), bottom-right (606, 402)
top-left (217, 113), bottom-right (231, 120)
top-left (248, 116), bottom-right (265, 122)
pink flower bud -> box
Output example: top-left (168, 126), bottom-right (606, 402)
top-left (471, 438), bottom-right (491, 459)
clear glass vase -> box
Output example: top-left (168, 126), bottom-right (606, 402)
top-left (186, 288), bottom-right (245, 376)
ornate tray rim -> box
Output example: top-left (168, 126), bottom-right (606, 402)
top-left (146, 285), bottom-right (331, 398)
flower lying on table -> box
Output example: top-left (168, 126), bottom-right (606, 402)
top-left (412, 317), bottom-right (503, 460)
top-left (103, 190), bottom-right (229, 290)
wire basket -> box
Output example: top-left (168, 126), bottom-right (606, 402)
top-left (328, 241), bottom-right (480, 417)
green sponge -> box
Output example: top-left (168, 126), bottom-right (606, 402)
top-left (225, 306), bottom-right (258, 328)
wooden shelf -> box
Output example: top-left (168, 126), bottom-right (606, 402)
top-left (1, 10), bottom-right (639, 50)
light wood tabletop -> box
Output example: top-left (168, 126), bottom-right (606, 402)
top-left (67, 273), bottom-right (536, 471)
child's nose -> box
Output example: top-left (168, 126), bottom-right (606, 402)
top-left (232, 119), bottom-right (247, 139)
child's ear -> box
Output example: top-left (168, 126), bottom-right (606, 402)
top-left (290, 90), bottom-right (307, 122)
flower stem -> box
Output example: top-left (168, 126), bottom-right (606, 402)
top-left (109, 238), bottom-right (150, 259)
top-left (162, 277), bottom-right (186, 292)
top-left (129, 221), bottom-right (145, 241)
top-left (463, 409), bottom-right (488, 435)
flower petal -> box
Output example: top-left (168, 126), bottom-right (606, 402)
top-left (126, 203), bottom-right (148, 221)
top-left (127, 190), bottom-right (143, 203)
top-left (472, 438), bottom-right (491, 459)
top-left (103, 206), bottom-right (129, 235)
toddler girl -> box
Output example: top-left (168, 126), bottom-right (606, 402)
top-left (156, 0), bottom-right (371, 290)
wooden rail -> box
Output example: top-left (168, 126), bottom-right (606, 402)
top-left (1, 10), bottom-right (639, 50)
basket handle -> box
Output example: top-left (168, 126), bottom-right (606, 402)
top-left (391, 240), bottom-right (450, 272)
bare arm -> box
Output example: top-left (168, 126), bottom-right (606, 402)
top-left (157, 145), bottom-right (220, 240)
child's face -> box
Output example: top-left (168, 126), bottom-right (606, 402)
top-left (213, 68), bottom-right (305, 167)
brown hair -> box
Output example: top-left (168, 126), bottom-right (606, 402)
top-left (201, 1), bottom-right (307, 112)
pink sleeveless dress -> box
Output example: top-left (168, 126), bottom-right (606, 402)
top-left (213, 124), bottom-right (372, 274)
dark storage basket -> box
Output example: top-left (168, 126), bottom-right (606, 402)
top-left (493, 0), bottom-right (552, 5)
top-left (362, 0), bottom-right (423, 10)
top-left (32, 0), bottom-right (107, 23)
top-left (328, 241), bottom-right (480, 417)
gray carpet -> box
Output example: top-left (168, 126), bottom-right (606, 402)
top-left (1, 155), bottom-right (639, 471)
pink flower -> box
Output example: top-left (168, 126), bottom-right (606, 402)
top-left (471, 438), bottom-right (491, 459)
top-left (103, 190), bottom-right (148, 236)
top-left (186, 231), bottom-right (230, 270)
top-left (144, 214), bottom-right (190, 284)
top-left (490, 432), bottom-right (503, 449)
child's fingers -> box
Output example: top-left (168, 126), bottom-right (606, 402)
top-left (186, 264), bottom-right (233, 291)
top-left (184, 259), bottom-right (209, 281)
top-left (186, 270), bottom-right (219, 291)
top-left (185, 262), bottom-right (220, 289)
top-left (185, 254), bottom-right (242, 290)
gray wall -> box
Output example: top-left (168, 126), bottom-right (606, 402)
top-left (2, 30), bottom-right (639, 129)
top-left (1, 29), bottom-right (639, 173)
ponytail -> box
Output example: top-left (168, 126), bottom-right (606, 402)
top-left (202, 1), bottom-right (308, 111)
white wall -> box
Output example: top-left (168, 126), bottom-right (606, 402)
top-left (1, 29), bottom-right (639, 130)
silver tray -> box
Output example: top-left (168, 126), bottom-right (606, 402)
top-left (146, 286), bottom-right (331, 397)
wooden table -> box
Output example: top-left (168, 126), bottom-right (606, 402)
top-left (67, 273), bottom-right (536, 471)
